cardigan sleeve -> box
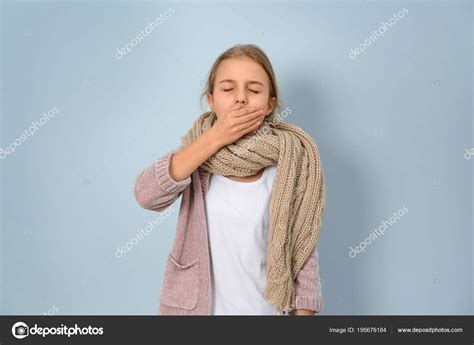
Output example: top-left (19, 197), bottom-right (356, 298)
top-left (134, 148), bottom-right (192, 212)
top-left (293, 245), bottom-right (324, 313)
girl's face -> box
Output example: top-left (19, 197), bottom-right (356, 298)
top-left (207, 57), bottom-right (276, 119)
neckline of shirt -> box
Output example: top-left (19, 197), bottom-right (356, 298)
top-left (213, 165), bottom-right (275, 187)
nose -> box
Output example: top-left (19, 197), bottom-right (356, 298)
top-left (234, 90), bottom-right (247, 105)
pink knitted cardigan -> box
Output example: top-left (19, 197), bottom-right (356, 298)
top-left (134, 148), bottom-right (324, 315)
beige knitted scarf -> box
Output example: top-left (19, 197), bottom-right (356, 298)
top-left (180, 110), bottom-right (326, 313)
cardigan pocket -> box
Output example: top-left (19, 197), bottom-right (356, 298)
top-left (160, 254), bottom-right (199, 310)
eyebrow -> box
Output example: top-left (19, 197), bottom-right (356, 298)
top-left (218, 79), bottom-right (264, 87)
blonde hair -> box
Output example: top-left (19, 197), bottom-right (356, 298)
top-left (200, 44), bottom-right (282, 119)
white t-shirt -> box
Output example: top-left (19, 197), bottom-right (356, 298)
top-left (205, 164), bottom-right (278, 315)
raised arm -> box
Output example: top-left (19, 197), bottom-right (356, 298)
top-left (134, 149), bottom-right (191, 212)
top-left (134, 126), bottom-right (224, 212)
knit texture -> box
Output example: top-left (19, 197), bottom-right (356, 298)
top-left (180, 111), bottom-right (326, 313)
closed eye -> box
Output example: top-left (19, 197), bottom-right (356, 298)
top-left (222, 88), bottom-right (260, 94)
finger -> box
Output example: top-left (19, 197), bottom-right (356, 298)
top-left (233, 106), bottom-right (260, 118)
top-left (234, 109), bottom-right (264, 125)
top-left (236, 115), bottom-right (262, 134)
top-left (247, 118), bottom-right (264, 135)
top-left (235, 109), bottom-right (264, 125)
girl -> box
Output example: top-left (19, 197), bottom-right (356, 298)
top-left (134, 44), bottom-right (326, 316)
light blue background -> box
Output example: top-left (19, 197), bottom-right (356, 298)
top-left (0, 0), bottom-right (472, 315)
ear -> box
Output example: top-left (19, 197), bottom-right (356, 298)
top-left (207, 92), bottom-right (216, 113)
top-left (266, 96), bottom-right (276, 116)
